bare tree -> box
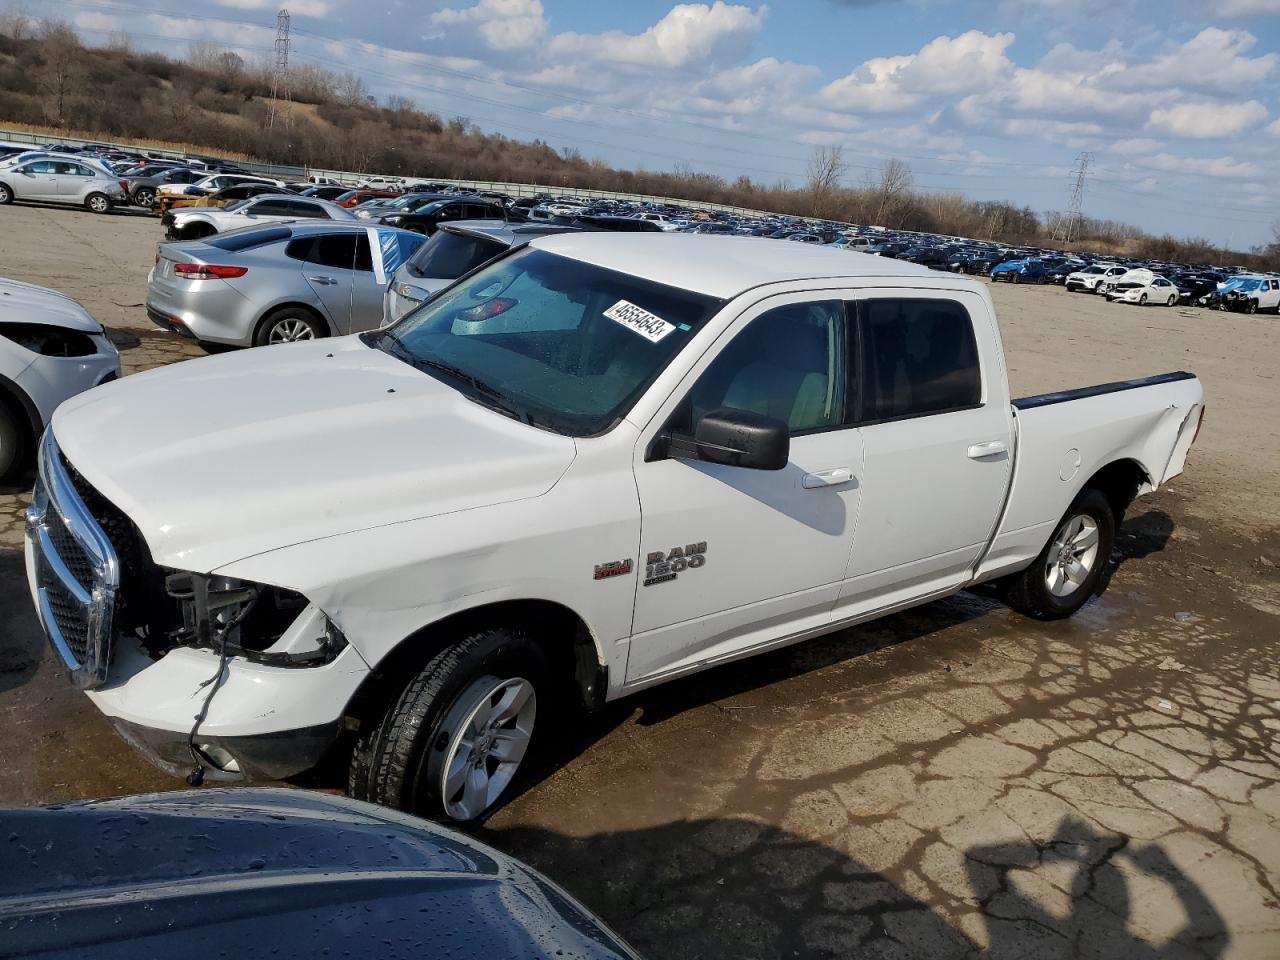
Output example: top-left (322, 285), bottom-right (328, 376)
top-left (0, 0), bottom-right (31, 39)
top-left (36, 19), bottom-right (82, 127)
top-left (805, 145), bottom-right (844, 217)
top-left (334, 71), bottom-right (370, 108)
top-left (872, 157), bottom-right (912, 226)
top-left (215, 51), bottom-right (244, 80)
top-left (186, 40), bottom-right (225, 70)
top-left (106, 30), bottom-right (134, 54)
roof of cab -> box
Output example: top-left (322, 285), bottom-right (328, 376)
top-left (529, 233), bottom-right (937, 299)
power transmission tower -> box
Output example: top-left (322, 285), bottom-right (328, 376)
top-left (1054, 152), bottom-right (1092, 243)
top-left (266, 8), bottom-right (291, 131)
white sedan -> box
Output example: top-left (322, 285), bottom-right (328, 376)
top-left (1105, 271), bottom-right (1179, 306)
top-left (0, 278), bottom-right (120, 479)
top-left (163, 194), bottom-right (358, 240)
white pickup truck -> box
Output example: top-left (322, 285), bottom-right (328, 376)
top-left (25, 236), bottom-right (1204, 821)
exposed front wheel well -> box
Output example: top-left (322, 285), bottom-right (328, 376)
top-left (0, 378), bottom-right (41, 482)
top-left (1081, 459), bottom-right (1151, 527)
top-left (343, 599), bottom-right (603, 734)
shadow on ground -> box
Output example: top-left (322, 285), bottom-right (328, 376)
top-left (494, 814), bottom-right (1228, 960)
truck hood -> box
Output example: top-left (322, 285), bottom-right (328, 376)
top-left (0, 278), bottom-right (103, 333)
top-left (52, 336), bottom-right (577, 573)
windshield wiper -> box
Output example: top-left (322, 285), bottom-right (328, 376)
top-left (369, 331), bottom-right (539, 427)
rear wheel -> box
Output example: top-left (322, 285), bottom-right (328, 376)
top-left (84, 193), bottom-right (111, 214)
top-left (255, 307), bottom-right (325, 346)
top-left (133, 187), bottom-right (155, 208)
top-left (1001, 489), bottom-right (1115, 620)
top-left (1167, 295), bottom-right (1176, 306)
top-left (349, 626), bottom-right (549, 821)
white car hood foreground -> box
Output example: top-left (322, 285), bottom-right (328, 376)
top-left (0, 278), bottom-right (103, 333)
top-left (52, 336), bottom-right (577, 573)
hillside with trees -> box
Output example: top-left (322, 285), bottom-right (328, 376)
top-left (0, 13), bottom-right (1277, 269)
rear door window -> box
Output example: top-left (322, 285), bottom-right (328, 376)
top-left (286, 233), bottom-right (360, 269)
top-left (855, 299), bottom-right (981, 422)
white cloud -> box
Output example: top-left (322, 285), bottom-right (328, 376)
top-left (1133, 177), bottom-right (1160, 193)
top-left (1147, 100), bottom-right (1268, 138)
top-left (548, 2), bottom-right (766, 69)
top-left (1213, 0), bottom-right (1280, 15)
top-left (73, 11), bottom-right (123, 31)
top-left (1108, 29), bottom-right (1276, 96)
top-left (1268, 119), bottom-right (1280, 136)
top-left (1110, 137), bottom-right (1163, 155)
top-left (432, 0), bottom-right (549, 51)
top-left (216, 0), bottom-right (333, 15)
top-left (1136, 152), bottom-right (1261, 178)
top-left (820, 30), bottom-right (1015, 113)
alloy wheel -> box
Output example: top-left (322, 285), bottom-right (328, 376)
top-left (1045, 514), bottom-right (1100, 598)
top-left (436, 676), bottom-right (536, 821)
top-left (267, 318), bottom-right (316, 342)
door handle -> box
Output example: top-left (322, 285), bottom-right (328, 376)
top-left (802, 468), bottom-right (854, 489)
top-left (967, 440), bottom-right (1008, 460)
top-left (305, 275), bottom-right (338, 285)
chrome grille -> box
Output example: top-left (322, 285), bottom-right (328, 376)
top-left (24, 430), bottom-right (119, 689)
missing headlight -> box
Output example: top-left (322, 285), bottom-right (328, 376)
top-left (164, 572), bottom-right (339, 665)
top-left (0, 323), bottom-right (100, 357)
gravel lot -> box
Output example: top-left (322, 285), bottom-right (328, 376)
top-left (2, 202), bottom-right (1279, 959)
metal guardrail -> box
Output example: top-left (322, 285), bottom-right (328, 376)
top-left (0, 127), bottom-right (795, 222)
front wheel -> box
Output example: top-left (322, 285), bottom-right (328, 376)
top-left (349, 626), bottom-right (549, 821)
top-left (1011, 272), bottom-right (1021, 284)
top-left (1001, 489), bottom-right (1115, 620)
top-left (0, 182), bottom-right (12, 205)
top-left (84, 192), bottom-right (111, 214)
top-left (1245, 301), bottom-right (1258, 315)
top-left (1138, 293), bottom-right (1147, 305)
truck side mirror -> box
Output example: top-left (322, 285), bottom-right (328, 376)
top-left (693, 408), bottom-right (790, 471)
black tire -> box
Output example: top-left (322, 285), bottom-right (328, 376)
top-left (1011, 272), bottom-right (1021, 284)
top-left (84, 192), bottom-right (111, 214)
top-left (1001, 489), bottom-right (1115, 620)
top-left (1245, 300), bottom-right (1258, 315)
top-left (349, 626), bottom-right (549, 820)
top-left (0, 182), bottom-right (12, 205)
top-left (181, 222), bottom-right (216, 240)
top-left (0, 402), bottom-right (25, 482)
top-left (254, 307), bottom-right (326, 346)
top-left (133, 187), bottom-right (155, 208)
top-left (1139, 293), bottom-right (1147, 305)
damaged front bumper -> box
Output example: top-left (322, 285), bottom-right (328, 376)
top-left (82, 634), bottom-right (371, 782)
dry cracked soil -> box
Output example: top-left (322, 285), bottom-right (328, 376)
top-left (1, 202), bottom-right (1278, 959)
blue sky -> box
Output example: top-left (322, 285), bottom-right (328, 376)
top-left (39, 0), bottom-right (1280, 246)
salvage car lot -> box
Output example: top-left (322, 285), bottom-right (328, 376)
top-left (2, 203), bottom-right (1279, 958)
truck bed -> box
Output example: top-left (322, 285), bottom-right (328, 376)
top-left (1012, 370), bottom-right (1196, 410)
top-left (978, 370), bottom-right (1204, 581)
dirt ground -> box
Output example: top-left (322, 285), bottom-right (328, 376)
top-left (1, 202), bottom-right (1278, 959)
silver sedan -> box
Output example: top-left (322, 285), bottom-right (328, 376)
top-left (0, 157), bottom-right (126, 213)
top-left (146, 221), bottom-right (427, 347)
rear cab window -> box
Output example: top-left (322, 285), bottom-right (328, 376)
top-left (854, 298), bottom-right (982, 423)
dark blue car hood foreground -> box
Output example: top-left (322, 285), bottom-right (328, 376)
top-left (0, 789), bottom-right (640, 960)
